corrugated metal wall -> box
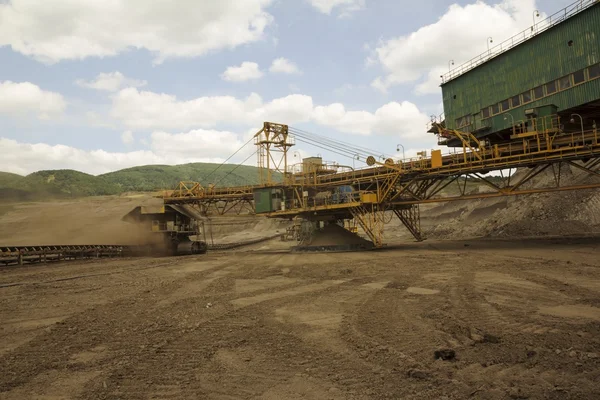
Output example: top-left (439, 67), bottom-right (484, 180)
top-left (442, 3), bottom-right (600, 131)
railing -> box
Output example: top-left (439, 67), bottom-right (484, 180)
top-left (412, 127), bottom-right (600, 175)
top-left (163, 125), bottom-right (599, 207)
top-left (295, 126), bottom-right (599, 183)
top-left (165, 181), bottom-right (256, 200)
top-left (265, 127), bottom-right (600, 214)
top-left (286, 161), bottom-right (352, 176)
top-left (442, 0), bottom-right (597, 83)
top-left (426, 112), bottom-right (445, 133)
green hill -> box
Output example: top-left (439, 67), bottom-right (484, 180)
top-left (0, 170), bottom-right (122, 201)
top-left (0, 172), bottom-right (29, 202)
top-left (101, 163), bottom-right (272, 191)
top-left (0, 163), bottom-right (277, 202)
top-left (0, 172), bottom-right (24, 188)
top-left (24, 170), bottom-right (122, 197)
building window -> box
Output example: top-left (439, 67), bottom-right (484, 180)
top-left (455, 114), bottom-right (472, 128)
top-left (573, 69), bottom-right (586, 85)
top-left (482, 107), bottom-right (491, 119)
top-left (511, 95), bottom-right (521, 108)
top-left (589, 64), bottom-right (600, 80)
top-left (559, 75), bottom-right (572, 90)
top-left (479, 65), bottom-right (597, 121)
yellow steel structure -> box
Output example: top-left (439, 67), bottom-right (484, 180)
top-left (163, 121), bottom-right (600, 247)
top-left (255, 122), bottom-right (294, 186)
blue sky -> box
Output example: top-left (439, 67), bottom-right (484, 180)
top-left (0, 0), bottom-right (577, 175)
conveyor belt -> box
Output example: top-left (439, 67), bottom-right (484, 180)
top-left (0, 236), bottom-right (282, 266)
top-left (0, 245), bottom-right (129, 266)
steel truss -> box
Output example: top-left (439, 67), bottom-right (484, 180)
top-left (199, 198), bottom-right (255, 216)
top-left (349, 204), bottom-right (386, 248)
top-left (393, 206), bottom-right (424, 242)
top-left (388, 158), bottom-right (600, 206)
top-left (255, 122), bottom-right (294, 186)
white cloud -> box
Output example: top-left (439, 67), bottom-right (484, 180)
top-left (313, 101), bottom-right (428, 137)
top-left (0, 0), bottom-right (274, 64)
top-left (150, 130), bottom-right (245, 159)
top-left (370, 0), bottom-right (541, 94)
top-left (0, 138), bottom-right (164, 175)
top-left (110, 89), bottom-right (313, 130)
top-left (121, 130), bottom-right (134, 145)
top-left (76, 72), bottom-right (147, 92)
top-left (0, 128), bottom-right (247, 175)
top-left (110, 87), bottom-right (428, 138)
top-left (221, 62), bottom-right (264, 82)
top-left (252, 94), bottom-right (314, 125)
top-left (308, 0), bottom-right (365, 16)
top-left (269, 58), bottom-right (301, 74)
top-left (0, 81), bottom-right (66, 119)
top-left (313, 104), bottom-right (375, 135)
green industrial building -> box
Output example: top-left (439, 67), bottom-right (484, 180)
top-left (439, 0), bottom-right (600, 146)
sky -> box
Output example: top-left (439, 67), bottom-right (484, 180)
top-left (0, 0), bottom-right (578, 176)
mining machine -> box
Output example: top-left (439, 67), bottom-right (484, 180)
top-left (159, 118), bottom-right (600, 249)
top-left (139, 0), bottom-right (600, 250)
top-left (122, 204), bottom-right (208, 256)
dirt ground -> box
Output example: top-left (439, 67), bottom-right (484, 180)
top-left (2, 237), bottom-right (600, 399)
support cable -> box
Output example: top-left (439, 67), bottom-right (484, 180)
top-left (294, 137), bottom-right (368, 163)
top-left (212, 149), bottom-right (258, 188)
top-left (290, 130), bottom-right (375, 159)
top-left (290, 127), bottom-right (386, 155)
top-left (292, 134), bottom-right (375, 163)
top-left (204, 135), bottom-right (255, 183)
top-left (289, 127), bottom-right (393, 159)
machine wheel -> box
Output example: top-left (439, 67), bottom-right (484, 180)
top-left (177, 241), bottom-right (208, 255)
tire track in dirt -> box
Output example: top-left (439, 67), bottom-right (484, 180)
top-left (205, 277), bottom-right (444, 399)
top-left (0, 258), bottom-right (235, 396)
top-left (79, 258), bottom-right (438, 399)
top-left (425, 258), bottom-right (600, 398)
top-left (74, 255), bottom-right (364, 399)
top-left (3, 246), bottom-right (600, 399)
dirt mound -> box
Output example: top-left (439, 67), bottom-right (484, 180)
top-left (0, 194), bottom-right (163, 246)
top-left (421, 164), bottom-right (600, 240)
top-left (308, 223), bottom-right (373, 247)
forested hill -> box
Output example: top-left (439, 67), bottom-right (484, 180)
top-left (0, 163), bottom-right (276, 201)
